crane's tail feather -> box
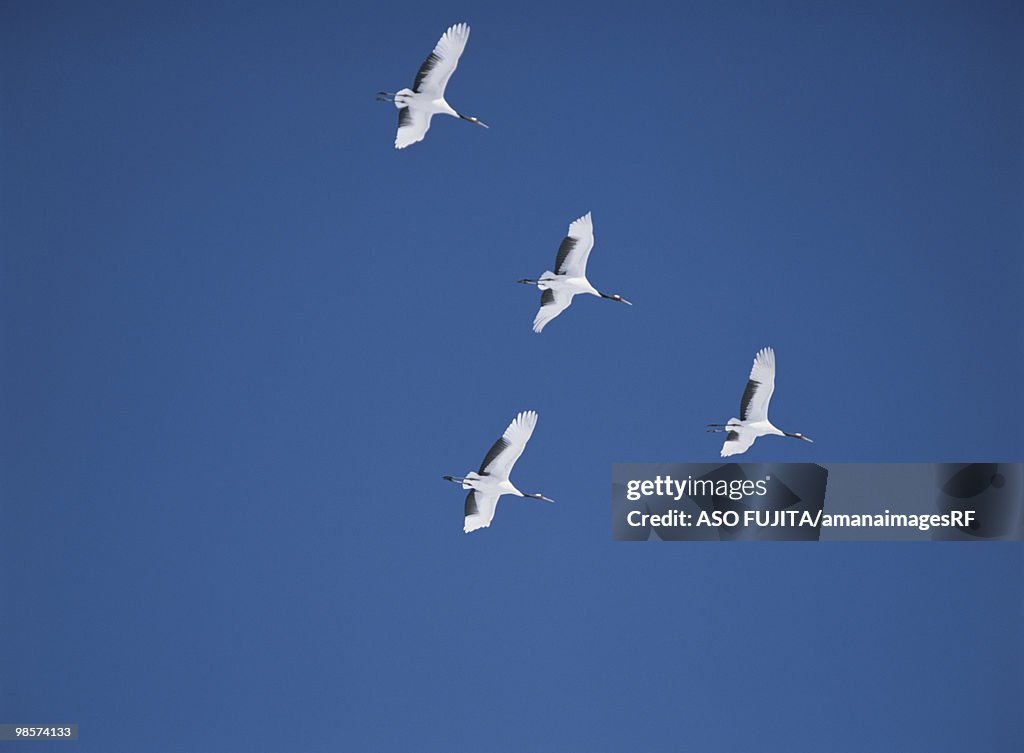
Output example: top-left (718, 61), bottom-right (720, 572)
top-left (392, 88), bottom-right (413, 109)
top-left (444, 472), bottom-right (480, 490)
top-left (536, 272), bottom-right (557, 291)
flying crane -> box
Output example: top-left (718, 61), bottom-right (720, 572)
top-left (443, 411), bottom-right (555, 532)
top-left (707, 347), bottom-right (814, 457)
top-left (377, 23), bottom-right (488, 149)
top-left (517, 212), bottom-right (631, 333)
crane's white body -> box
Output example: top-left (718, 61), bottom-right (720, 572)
top-left (711, 347), bottom-right (813, 457)
top-left (380, 23), bottom-right (487, 149)
top-left (444, 411), bottom-right (554, 533)
top-left (522, 212), bottom-right (631, 333)
top-left (718, 420), bottom-right (784, 458)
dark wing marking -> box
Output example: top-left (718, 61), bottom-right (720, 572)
top-left (465, 490), bottom-right (479, 517)
top-left (541, 288), bottom-right (556, 306)
top-left (478, 437), bottom-right (509, 474)
top-left (554, 236), bottom-right (577, 274)
top-left (726, 431), bottom-right (739, 442)
top-left (740, 379), bottom-right (761, 421)
top-left (413, 53), bottom-right (441, 92)
top-left (398, 107), bottom-right (413, 128)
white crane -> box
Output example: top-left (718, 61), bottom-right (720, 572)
top-left (443, 411), bottom-right (555, 532)
top-left (707, 347), bottom-right (814, 457)
top-left (377, 23), bottom-right (488, 149)
top-left (517, 212), bottom-right (632, 333)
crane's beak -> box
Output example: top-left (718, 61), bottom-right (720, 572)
top-left (460, 114), bottom-right (489, 128)
top-left (601, 293), bottom-right (633, 305)
top-left (536, 494), bottom-right (556, 503)
top-left (799, 435), bottom-right (814, 443)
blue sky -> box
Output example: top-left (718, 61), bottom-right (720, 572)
top-left (2, 0), bottom-right (1022, 750)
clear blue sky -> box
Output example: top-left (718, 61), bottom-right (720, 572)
top-left (2, 1), bottom-right (1022, 750)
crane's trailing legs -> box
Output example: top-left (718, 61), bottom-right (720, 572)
top-left (376, 89), bottom-right (412, 106)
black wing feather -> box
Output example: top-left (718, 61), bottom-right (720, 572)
top-left (554, 236), bottom-right (577, 274)
top-left (398, 107), bottom-right (413, 128)
top-left (413, 52), bottom-right (440, 92)
top-left (478, 437), bottom-right (509, 474)
top-left (740, 379), bottom-right (761, 421)
top-left (464, 490), bottom-right (479, 517)
top-left (541, 288), bottom-right (556, 306)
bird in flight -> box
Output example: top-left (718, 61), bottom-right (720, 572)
top-left (707, 347), bottom-right (813, 457)
top-left (517, 212), bottom-right (631, 333)
top-left (377, 23), bottom-right (488, 149)
top-left (443, 411), bottom-right (555, 533)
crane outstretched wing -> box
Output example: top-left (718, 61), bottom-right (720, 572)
top-left (412, 23), bottom-right (470, 96)
top-left (464, 490), bottom-right (499, 533)
top-left (532, 287), bottom-right (574, 333)
top-left (553, 212), bottom-right (595, 277)
top-left (477, 410), bottom-right (538, 481)
top-left (720, 427), bottom-right (758, 458)
top-left (395, 106), bottom-right (433, 149)
top-left (739, 347), bottom-right (776, 423)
